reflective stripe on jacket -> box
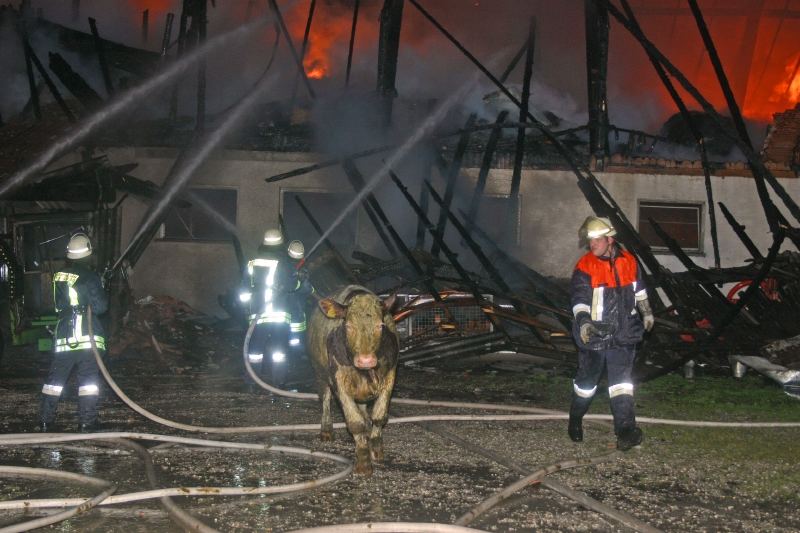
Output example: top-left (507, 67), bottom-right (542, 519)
top-left (570, 248), bottom-right (646, 350)
top-left (53, 263), bottom-right (108, 352)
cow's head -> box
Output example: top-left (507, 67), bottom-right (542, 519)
top-left (319, 293), bottom-right (396, 369)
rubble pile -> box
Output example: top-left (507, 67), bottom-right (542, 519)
top-left (108, 295), bottom-right (241, 376)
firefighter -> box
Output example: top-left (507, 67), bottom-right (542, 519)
top-left (240, 229), bottom-right (294, 385)
top-left (286, 240), bottom-right (315, 351)
top-left (568, 216), bottom-right (655, 451)
top-left (38, 233), bottom-right (108, 432)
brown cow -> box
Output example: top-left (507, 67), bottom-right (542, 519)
top-left (307, 285), bottom-right (398, 476)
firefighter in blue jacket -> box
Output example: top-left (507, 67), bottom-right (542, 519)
top-left (38, 233), bottom-right (108, 432)
top-left (241, 229), bottom-right (294, 384)
top-left (568, 216), bottom-right (654, 451)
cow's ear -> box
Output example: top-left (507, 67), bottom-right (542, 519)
top-left (319, 298), bottom-right (347, 319)
top-left (381, 293), bottom-right (397, 314)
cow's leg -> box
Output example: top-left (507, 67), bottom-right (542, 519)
top-left (336, 376), bottom-right (372, 475)
top-left (319, 383), bottom-right (334, 441)
top-left (369, 369), bottom-right (396, 463)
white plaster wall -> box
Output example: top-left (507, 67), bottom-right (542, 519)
top-left (104, 146), bottom-right (799, 315)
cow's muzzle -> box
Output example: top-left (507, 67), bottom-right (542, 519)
top-left (355, 354), bottom-right (378, 369)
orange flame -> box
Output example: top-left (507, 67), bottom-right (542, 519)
top-left (770, 53), bottom-right (800, 106)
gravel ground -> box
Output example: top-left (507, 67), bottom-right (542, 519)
top-left (1, 339), bottom-right (799, 533)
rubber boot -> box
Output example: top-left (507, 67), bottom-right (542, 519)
top-left (617, 426), bottom-right (643, 451)
top-left (568, 394), bottom-right (592, 442)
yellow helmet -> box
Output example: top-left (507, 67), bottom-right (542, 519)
top-left (287, 240), bottom-right (305, 260)
top-left (66, 233), bottom-right (92, 259)
top-left (580, 216), bottom-right (616, 240)
top-left (263, 228), bottom-right (284, 246)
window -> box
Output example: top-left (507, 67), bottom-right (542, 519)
top-left (161, 188), bottom-right (237, 242)
top-left (281, 190), bottom-right (358, 253)
top-left (638, 201), bottom-right (702, 252)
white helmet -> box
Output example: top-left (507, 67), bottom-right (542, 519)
top-left (66, 233), bottom-right (92, 260)
top-left (287, 240), bottom-right (305, 260)
top-left (580, 216), bottom-right (617, 240)
top-left (263, 228), bottom-right (283, 246)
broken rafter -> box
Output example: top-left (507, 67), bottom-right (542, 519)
top-left (584, 0), bottom-right (610, 163)
top-left (88, 17), bottom-right (115, 97)
top-left (603, 0), bottom-right (800, 230)
top-left (21, 37), bottom-right (76, 123)
top-left (390, 169), bottom-right (515, 343)
top-left (343, 160), bottom-right (456, 322)
top-left (294, 195), bottom-right (354, 281)
top-left (717, 202), bottom-right (764, 261)
top-left (431, 113), bottom-right (477, 258)
top-left (268, 0), bottom-right (315, 100)
top-left (464, 110), bottom-right (509, 238)
top-left (48, 52), bottom-right (104, 111)
top-left (344, 0), bottom-right (360, 87)
top-left (619, 0), bottom-right (721, 268)
top-left (340, 159), bottom-right (398, 259)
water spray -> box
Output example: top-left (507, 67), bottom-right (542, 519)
top-left (0, 14), bottom-right (274, 198)
top-left (114, 72), bottom-right (279, 273)
top-left (304, 64), bottom-right (490, 260)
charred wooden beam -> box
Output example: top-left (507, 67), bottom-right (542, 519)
top-left (376, 0), bottom-right (404, 126)
top-left (406, 0), bottom-right (667, 293)
top-left (704, 231), bottom-right (785, 342)
top-left (266, 145), bottom-right (394, 183)
top-left (340, 159), bottom-right (398, 259)
top-left (21, 28), bottom-right (41, 120)
top-left (424, 179), bottom-right (554, 344)
top-left (194, 0), bottom-right (208, 133)
top-left (585, 0), bottom-right (610, 164)
top-left (290, 0), bottom-right (316, 105)
top-left (268, 0), bottom-right (315, 99)
top-left (48, 52), bottom-right (104, 111)
top-left (603, 1), bottom-right (800, 230)
top-left (390, 169), bottom-right (514, 342)
top-left (345, 0), bottom-right (360, 87)
top-left (294, 195), bottom-right (354, 280)
top-left (343, 160), bottom-right (455, 319)
top-left (169, 0), bottom-right (190, 122)
top-left (717, 202), bottom-right (763, 261)
top-left (142, 9), bottom-right (149, 45)
top-left (464, 110), bottom-right (509, 238)
top-left (415, 148), bottom-right (433, 248)
top-left (22, 37), bottom-right (76, 123)
top-left (431, 113), bottom-right (477, 258)
top-left (160, 13), bottom-right (175, 58)
top-left (88, 17), bottom-right (114, 97)
top-left (619, 0), bottom-right (720, 268)
top-left (509, 17), bottom-right (535, 245)
top-left (648, 217), bottom-right (756, 329)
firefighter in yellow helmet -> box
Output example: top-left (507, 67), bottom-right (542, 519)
top-left (240, 229), bottom-right (294, 387)
top-left (38, 232), bottom-right (108, 432)
top-left (568, 216), bottom-right (654, 451)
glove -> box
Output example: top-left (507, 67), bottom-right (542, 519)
top-left (637, 298), bottom-right (655, 332)
top-left (579, 321), bottom-right (600, 344)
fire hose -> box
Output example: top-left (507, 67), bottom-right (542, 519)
top-left (2, 308), bottom-right (799, 532)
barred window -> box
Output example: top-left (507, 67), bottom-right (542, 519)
top-left (638, 201), bottom-right (702, 252)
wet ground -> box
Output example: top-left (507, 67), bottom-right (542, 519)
top-left (1, 327), bottom-right (799, 532)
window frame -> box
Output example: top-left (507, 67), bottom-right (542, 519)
top-left (637, 199), bottom-right (704, 255)
top-left (158, 186), bottom-right (239, 243)
top-left (279, 187), bottom-right (361, 249)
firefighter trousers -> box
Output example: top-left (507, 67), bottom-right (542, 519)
top-left (569, 345), bottom-right (637, 434)
top-left (40, 348), bottom-right (101, 426)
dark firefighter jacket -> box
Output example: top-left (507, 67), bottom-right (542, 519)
top-left (570, 247), bottom-right (647, 351)
top-left (53, 262), bottom-right (109, 352)
top-left (244, 246), bottom-right (295, 325)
